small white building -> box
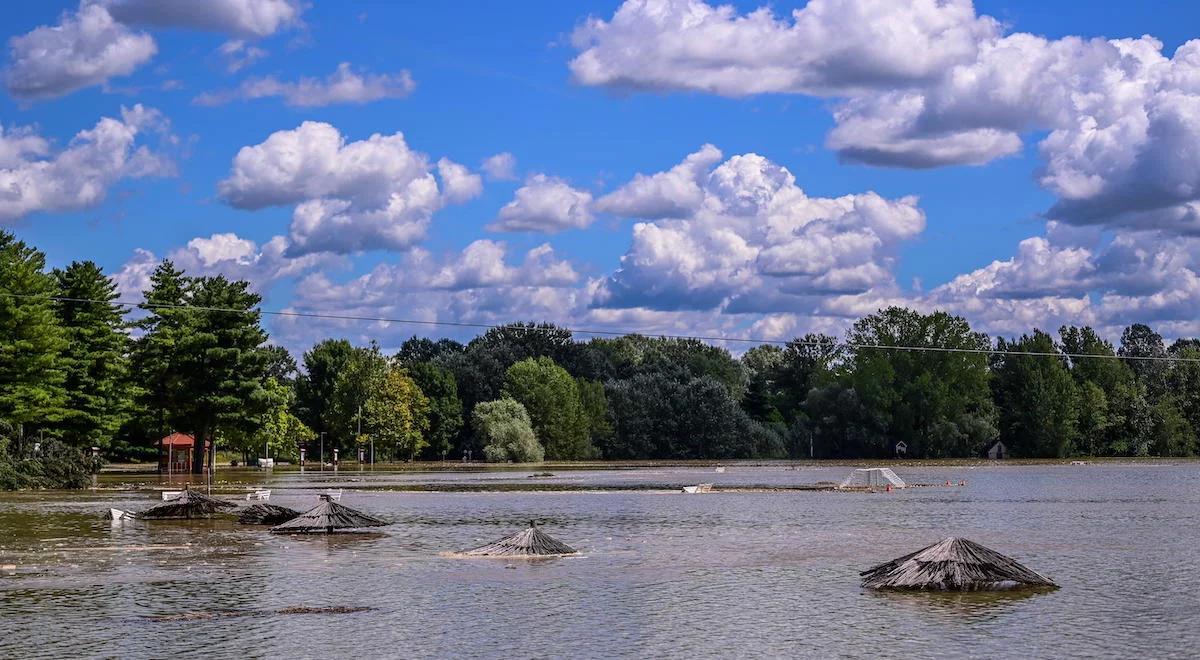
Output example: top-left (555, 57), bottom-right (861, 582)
top-left (985, 440), bottom-right (1008, 460)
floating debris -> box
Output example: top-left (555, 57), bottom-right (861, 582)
top-left (238, 504), bottom-right (301, 525)
top-left (860, 537), bottom-right (1058, 591)
top-left (451, 521), bottom-right (578, 558)
top-left (839, 468), bottom-right (906, 490)
top-left (270, 495), bottom-right (387, 534)
top-left (276, 606), bottom-right (373, 615)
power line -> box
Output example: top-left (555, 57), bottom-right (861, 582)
top-left (4, 291), bottom-right (1200, 363)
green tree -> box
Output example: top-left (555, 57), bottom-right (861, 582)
top-left (845, 307), bottom-right (996, 457)
top-left (576, 377), bottom-right (613, 455)
top-left (0, 231), bottom-right (67, 435)
top-left (1167, 344), bottom-right (1200, 447)
top-left (131, 260), bottom-right (191, 452)
top-left (172, 276), bottom-right (271, 473)
top-left (328, 343), bottom-right (388, 449)
top-left (365, 365), bottom-right (430, 461)
top-left (503, 357), bottom-right (592, 459)
top-left (295, 338), bottom-right (356, 442)
top-left (991, 330), bottom-right (1080, 457)
top-left (261, 345), bottom-right (298, 383)
top-left (473, 398), bottom-right (543, 463)
top-left (1119, 323), bottom-right (1168, 396)
top-left (395, 336), bottom-right (464, 365)
top-left (407, 362), bottom-right (462, 459)
top-left (53, 261), bottom-right (131, 448)
top-left (1074, 381), bottom-right (1110, 456)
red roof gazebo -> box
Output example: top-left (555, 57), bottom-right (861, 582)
top-left (159, 433), bottom-right (211, 473)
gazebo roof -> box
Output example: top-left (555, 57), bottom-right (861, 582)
top-left (138, 487), bottom-right (238, 519)
top-left (860, 537), bottom-right (1057, 591)
top-left (456, 521), bottom-right (578, 558)
top-left (270, 495), bottom-right (388, 534)
top-left (160, 432), bottom-right (210, 448)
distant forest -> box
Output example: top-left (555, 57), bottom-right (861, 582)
top-left (3, 229), bottom-right (1199, 480)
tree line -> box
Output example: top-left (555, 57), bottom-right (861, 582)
top-left (2, 229), bottom-right (1199, 481)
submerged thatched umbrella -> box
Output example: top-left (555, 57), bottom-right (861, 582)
top-left (138, 486), bottom-right (238, 519)
top-left (269, 495), bottom-right (387, 534)
top-left (861, 537), bottom-right (1057, 591)
top-left (238, 503), bottom-right (301, 525)
top-left (459, 521), bottom-right (578, 558)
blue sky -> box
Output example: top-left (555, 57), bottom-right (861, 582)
top-left (4, 1), bottom-right (1200, 349)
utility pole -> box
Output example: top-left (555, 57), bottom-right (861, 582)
top-left (810, 430), bottom-right (814, 459)
top-left (320, 431), bottom-right (325, 467)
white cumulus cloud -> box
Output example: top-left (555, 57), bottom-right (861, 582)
top-left (4, 3), bottom-right (157, 100)
top-left (0, 105), bottom-right (173, 222)
top-left (489, 174), bottom-right (595, 233)
top-left (217, 121), bottom-right (480, 255)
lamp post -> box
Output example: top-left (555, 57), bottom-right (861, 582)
top-left (319, 432), bottom-right (325, 468)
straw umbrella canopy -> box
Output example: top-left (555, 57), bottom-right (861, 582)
top-left (238, 503), bottom-right (301, 525)
top-left (861, 537), bottom-right (1057, 591)
top-left (138, 487), bottom-right (239, 519)
top-left (459, 521), bottom-right (578, 558)
top-left (269, 495), bottom-right (388, 534)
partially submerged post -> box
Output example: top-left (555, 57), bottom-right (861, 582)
top-left (860, 537), bottom-right (1057, 591)
top-left (269, 495), bottom-right (387, 534)
top-left (137, 485), bottom-right (238, 519)
top-left (455, 521), bottom-right (578, 558)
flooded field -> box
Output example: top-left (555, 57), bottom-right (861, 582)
top-left (1, 462), bottom-right (1197, 658)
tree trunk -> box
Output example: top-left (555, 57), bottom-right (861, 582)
top-left (191, 422), bottom-right (207, 475)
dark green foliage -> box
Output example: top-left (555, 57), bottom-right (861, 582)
top-left (130, 260), bottom-right (191, 441)
top-left (261, 345), bottom-right (298, 383)
top-left (171, 276), bottom-right (271, 472)
top-left (295, 338), bottom-right (355, 439)
top-left (0, 231), bottom-right (67, 430)
top-left (407, 362), bottom-right (463, 459)
top-left (605, 371), bottom-right (768, 460)
top-left (395, 336), bottom-right (464, 365)
top-left (992, 330), bottom-right (1079, 458)
top-left (844, 308), bottom-right (996, 458)
top-left (0, 430), bottom-right (101, 490)
top-left (53, 261), bottom-right (131, 448)
top-left (576, 377), bottom-right (613, 455)
top-left (503, 357), bottom-right (592, 459)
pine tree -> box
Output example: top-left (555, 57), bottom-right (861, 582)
top-left (131, 260), bottom-right (191, 459)
top-left (53, 261), bottom-right (131, 448)
top-left (173, 276), bottom-right (270, 473)
top-left (0, 231), bottom-right (67, 435)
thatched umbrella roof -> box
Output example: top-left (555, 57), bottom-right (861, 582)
top-left (861, 537), bottom-right (1057, 591)
top-left (138, 487), bottom-right (238, 519)
top-left (458, 521), bottom-right (578, 558)
top-left (269, 495), bottom-right (387, 534)
top-left (238, 503), bottom-right (301, 525)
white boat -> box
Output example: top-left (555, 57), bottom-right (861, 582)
top-left (682, 484), bottom-right (713, 494)
top-left (258, 458), bottom-right (275, 469)
top-left (323, 488), bottom-right (342, 501)
top-left (106, 508), bottom-right (134, 521)
top-left (161, 490), bottom-right (182, 501)
top-left (714, 466), bottom-right (726, 473)
top-left (246, 489), bottom-right (271, 501)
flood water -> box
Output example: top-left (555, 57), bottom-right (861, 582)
top-left (1, 462), bottom-right (1197, 658)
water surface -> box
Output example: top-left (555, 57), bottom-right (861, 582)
top-left (1, 463), bottom-right (1196, 658)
